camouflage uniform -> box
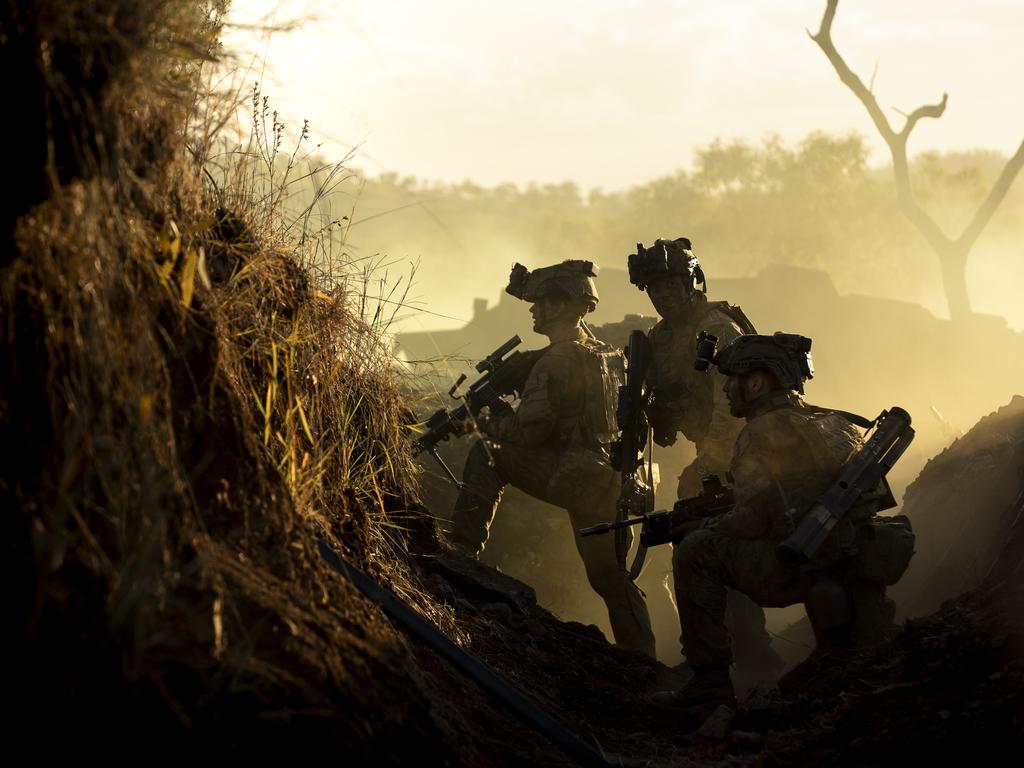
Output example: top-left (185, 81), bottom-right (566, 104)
top-left (646, 296), bottom-right (750, 497)
top-left (630, 238), bottom-right (777, 682)
top-left (674, 391), bottom-right (871, 669)
top-left (450, 262), bottom-right (656, 656)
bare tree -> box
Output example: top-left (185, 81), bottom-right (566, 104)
top-left (811, 0), bottom-right (1024, 321)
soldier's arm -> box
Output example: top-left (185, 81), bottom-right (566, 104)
top-left (704, 428), bottom-right (773, 539)
top-left (491, 349), bottom-right (568, 447)
top-left (646, 366), bottom-right (679, 447)
top-left (644, 330), bottom-right (681, 447)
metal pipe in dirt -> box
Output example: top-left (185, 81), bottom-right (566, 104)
top-left (316, 540), bottom-right (610, 768)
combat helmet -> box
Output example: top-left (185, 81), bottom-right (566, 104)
top-left (628, 237), bottom-right (706, 293)
top-left (505, 259), bottom-right (599, 313)
top-left (708, 332), bottom-right (815, 394)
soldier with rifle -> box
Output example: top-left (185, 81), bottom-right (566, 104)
top-left (417, 260), bottom-right (655, 657)
top-left (624, 237), bottom-right (782, 686)
top-left (641, 332), bottom-right (915, 710)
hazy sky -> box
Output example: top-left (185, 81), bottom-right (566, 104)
top-left (223, 0), bottom-right (1024, 189)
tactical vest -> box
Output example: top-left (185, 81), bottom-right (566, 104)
top-left (546, 337), bottom-right (624, 451)
top-left (648, 301), bottom-right (754, 442)
top-left (581, 338), bottom-right (625, 446)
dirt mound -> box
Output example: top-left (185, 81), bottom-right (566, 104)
top-left (892, 395), bottom-right (1024, 617)
top-left (408, 488), bottom-right (1023, 766)
top-left (745, 494), bottom-right (1024, 765)
top-left (3, 3), bottom-right (468, 761)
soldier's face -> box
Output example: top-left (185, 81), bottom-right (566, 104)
top-left (646, 275), bottom-right (688, 318)
top-left (723, 374), bottom-right (747, 417)
top-left (724, 371), bottom-right (771, 416)
top-left (530, 295), bottom-right (564, 334)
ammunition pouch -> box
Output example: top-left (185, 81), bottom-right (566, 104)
top-left (853, 515), bottom-right (915, 586)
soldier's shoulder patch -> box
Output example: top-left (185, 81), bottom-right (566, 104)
top-left (535, 343), bottom-right (573, 369)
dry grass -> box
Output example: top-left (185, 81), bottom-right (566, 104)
top-left (2, 0), bottom-right (463, 756)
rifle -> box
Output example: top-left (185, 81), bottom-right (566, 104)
top-left (412, 335), bottom-right (541, 488)
top-left (580, 474), bottom-right (734, 548)
top-left (583, 408), bottom-right (915, 563)
top-left (608, 330), bottom-right (654, 575)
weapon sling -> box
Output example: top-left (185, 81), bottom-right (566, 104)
top-left (612, 330), bottom-right (654, 579)
top-left (626, 431), bottom-right (654, 579)
top-left (316, 541), bottom-right (609, 768)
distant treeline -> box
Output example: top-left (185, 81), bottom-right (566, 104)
top-left (244, 131), bottom-right (1023, 327)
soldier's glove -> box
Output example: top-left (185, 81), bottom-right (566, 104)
top-left (449, 412), bottom-right (477, 437)
top-left (617, 476), bottom-right (653, 517)
top-left (488, 400), bottom-right (515, 421)
top-left (652, 423), bottom-right (677, 448)
top-left (647, 393), bottom-right (678, 447)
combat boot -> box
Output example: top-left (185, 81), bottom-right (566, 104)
top-left (651, 667), bottom-right (736, 711)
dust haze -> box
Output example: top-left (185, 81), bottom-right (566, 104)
top-left (221, 2), bottom-right (1024, 666)
top-left (356, 137), bottom-right (1023, 665)
top-left (221, 91), bottom-right (1024, 672)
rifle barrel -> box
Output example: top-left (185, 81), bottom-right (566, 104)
top-left (579, 517), bottom-right (646, 537)
top-left (476, 334), bottom-right (522, 372)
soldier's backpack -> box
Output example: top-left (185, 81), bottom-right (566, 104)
top-left (580, 338), bottom-right (625, 446)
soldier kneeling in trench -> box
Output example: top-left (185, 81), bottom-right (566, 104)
top-left (654, 332), bottom-right (915, 710)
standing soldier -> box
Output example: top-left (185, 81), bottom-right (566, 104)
top-left (628, 237), bottom-right (782, 685)
top-left (447, 260), bottom-right (656, 657)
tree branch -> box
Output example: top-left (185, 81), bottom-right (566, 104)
top-left (959, 138), bottom-right (1024, 248)
top-left (809, 0), bottom-right (895, 144)
top-left (811, 0), bottom-right (1024, 319)
top-left (812, 1), bottom-right (949, 249)
top-left (900, 93), bottom-right (948, 139)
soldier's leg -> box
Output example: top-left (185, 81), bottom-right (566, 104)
top-left (847, 580), bottom-right (897, 647)
top-left (483, 444), bottom-right (656, 655)
top-left (726, 590), bottom-right (784, 691)
top-left (674, 530), bottom-right (805, 671)
top-left (569, 501), bottom-right (656, 657)
top-left (676, 462), bottom-right (782, 682)
top-left (448, 439), bottom-right (506, 554)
